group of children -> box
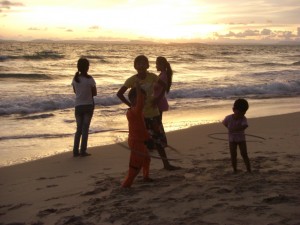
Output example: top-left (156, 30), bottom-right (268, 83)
top-left (72, 55), bottom-right (251, 188)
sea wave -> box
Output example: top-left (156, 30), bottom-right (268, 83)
top-left (1, 79), bottom-right (299, 116)
top-left (0, 73), bottom-right (52, 79)
top-left (188, 53), bottom-right (206, 59)
top-left (0, 50), bottom-right (64, 61)
top-left (247, 69), bottom-right (300, 78)
top-left (292, 61), bottom-right (300, 66)
top-left (0, 128), bottom-right (122, 141)
top-left (0, 56), bottom-right (9, 61)
top-left (1, 43), bottom-right (300, 116)
top-left (219, 51), bottom-right (241, 55)
top-left (254, 62), bottom-right (288, 67)
top-left (252, 62), bottom-right (300, 67)
top-left (0, 94), bottom-right (121, 115)
top-left (0, 133), bottom-right (72, 141)
top-left (169, 80), bottom-right (300, 99)
top-left (81, 55), bottom-right (111, 63)
top-left (16, 113), bottom-right (55, 120)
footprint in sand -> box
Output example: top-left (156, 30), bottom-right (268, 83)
top-left (36, 175), bottom-right (67, 181)
top-left (184, 173), bottom-right (196, 179)
top-left (46, 184), bottom-right (58, 188)
top-left (103, 168), bottom-right (112, 170)
top-left (36, 184), bottom-right (59, 191)
top-left (80, 186), bottom-right (108, 196)
top-left (37, 208), bottom-right (57, 217)
top-left (55, 215), bottom-right (85, 225)
top-left (262, 194), bottom-right (292, 204)
top-left (8, 203), bottom-right (31, 211)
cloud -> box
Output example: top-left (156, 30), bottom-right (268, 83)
top-left (28, 27), bottom-right (48, 31)
top-left (275, 30), bottom-right (296, 39)
top-left (261, 28), bottom-right (272, 36)
top-left (216, 29), bottom-right (260, 38)
top-left (89, 26), bottom-right (100, 30)
top-left (56, 27), bottom-right (73, 32)
top-left (214, 27), bottom-right (299, 41)
top-left (198, 0), bottom-right (300, 25)
top-left (55, 27), bottom-right (73, 32)
top-left (0, 0), bottom-right (24, 13)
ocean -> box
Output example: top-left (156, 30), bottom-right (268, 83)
top-left (1, 41), bottom-right (300, 167)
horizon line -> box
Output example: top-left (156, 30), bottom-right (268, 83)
top-left (1, 38), bottom-right (300, 45)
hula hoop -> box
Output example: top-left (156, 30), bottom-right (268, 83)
top-left (166, 144), bottom-right (182, 155)
top-left (116, 142), bottom-right (180, 161)
top-left (208, 132), bottom-right (266, 142)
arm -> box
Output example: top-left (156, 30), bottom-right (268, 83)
top-left (227, 117), bottom-right (248, 132)
top-left (229, 125), bottom-right (248, 133)
top-left (234, 117), bottom-right (248, 131)
top-left (92, 85), bottom-right (97, 96)
top-left (222, 116), bottom-right (228, 128)
top-left (117, 86), bottom-right (131, 107)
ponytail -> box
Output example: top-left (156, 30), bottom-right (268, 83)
top-left (73, 57), bottom-right (90, 83)
top-left (157, 56), bottom-right (173, 93)
top-left (74, 71), bottom-right (80, 83)
top-left (166, 61), bottom-right (173, 93)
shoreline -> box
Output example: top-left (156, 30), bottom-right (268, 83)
top-left (0, 112), bottom-right (299, 224)
top-left (1, 96), bottom-right (300, 168)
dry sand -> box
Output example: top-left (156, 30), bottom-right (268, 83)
top-left (0, 112), bottom-right (299, 225)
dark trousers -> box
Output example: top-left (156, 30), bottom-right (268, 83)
top-left (73, 104), bottom-right (94, 155)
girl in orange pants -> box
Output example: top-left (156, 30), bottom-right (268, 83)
top-left (122, 139), bottom-right (151, 187)
top-left (121, 81), bottom-right (153, 188)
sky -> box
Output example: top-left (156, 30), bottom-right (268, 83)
top-left (1, 0), bottom-right (300, 43)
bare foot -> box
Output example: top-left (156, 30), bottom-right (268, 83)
top-left (164, 165), bottom-right (181, 171)
top-left (143, 177), bottom-right (154, 182)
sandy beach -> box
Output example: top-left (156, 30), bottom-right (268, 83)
top-left (0, 112), bottom-right (299, 225)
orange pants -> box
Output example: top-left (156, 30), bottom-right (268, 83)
top-left (122, 140), bottom-right (150, 188)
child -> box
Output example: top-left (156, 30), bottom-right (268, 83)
top-left (222, 99), bottom-right (251, 173)
top-left (122, 81), bottom-right (153, 188)
top-left (117, 55), bottom-right (178, 170)
top-left (154, 56), bottom-right (173, 118)
top-left (153, 56), bottom-right (173, 146)
top-left (72, 58), bottom-right (97, 157)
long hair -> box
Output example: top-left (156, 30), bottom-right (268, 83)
top-left (73, 57), bottom-right (90, 83)
top-left (156, 56), bottom-right (173, 93)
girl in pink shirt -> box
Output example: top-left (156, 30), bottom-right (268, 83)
top-left (153, 57), bottom-right (173, 148)
top-left (223, 99), bottom-right (251, 173)
top-left (154, 56), bottom-right (173, 118)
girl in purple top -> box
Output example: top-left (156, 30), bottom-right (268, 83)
top-left (154, 56), bottom-right (173, 118)
top-left (222, 99), bottom-right (251, 173)
top-left (153, 56), bottom-right (173, 147)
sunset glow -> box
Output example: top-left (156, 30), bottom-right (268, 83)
top-left (0, 0), bottom-right (299, 43)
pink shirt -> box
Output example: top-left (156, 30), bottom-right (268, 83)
top-left (222, 114), bottom-right (248, 142)
top-left (153, 71), bottom-right (169, 112)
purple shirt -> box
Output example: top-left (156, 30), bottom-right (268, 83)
top-left (153, 71), bottom-right (169, 112)
top-left (222, 114), bottom-right (248, 142)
